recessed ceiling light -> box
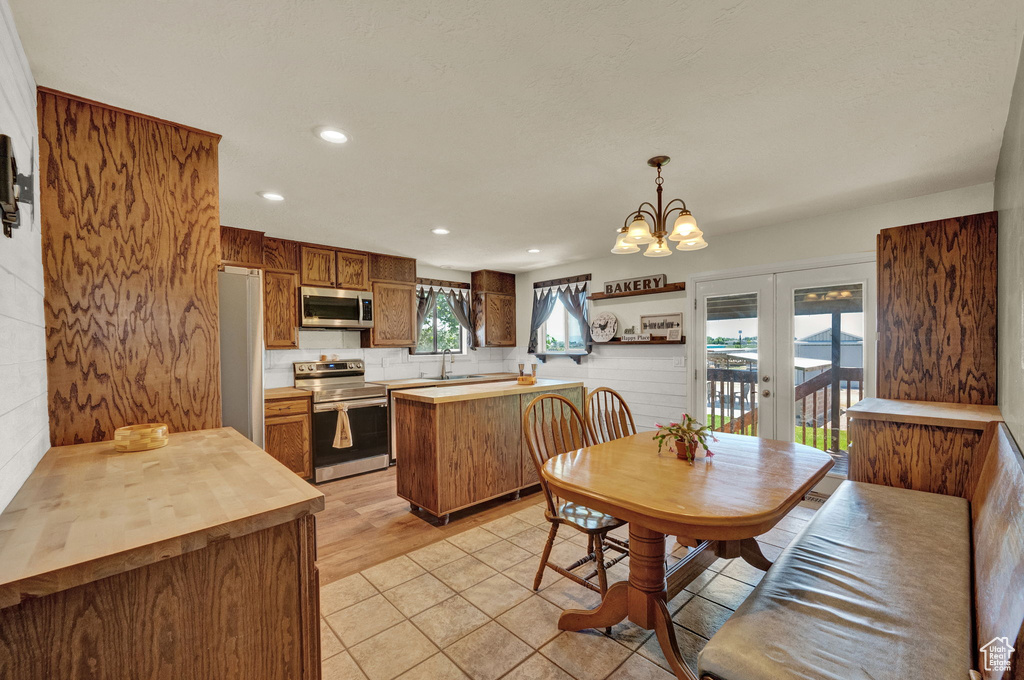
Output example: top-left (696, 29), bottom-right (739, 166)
top-left (316, 127), bottom-right (349, 144)
top-left (431, 227), bottom-right (450, 235)
top-left (527, 248), bottom-right (541, 254)
top-left (259, 191), bottom-right (285, 201)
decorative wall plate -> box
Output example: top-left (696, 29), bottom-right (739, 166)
top-left (590, 312), bottom-right (618, 343)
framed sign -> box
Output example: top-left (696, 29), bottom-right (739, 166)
top-left (603, 274), bottom-right (666, 295)
top-left (640, 313), bottom-right (683, 339)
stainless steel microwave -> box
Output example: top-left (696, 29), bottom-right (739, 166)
top-left (300, 286), bottom-right (374, 329)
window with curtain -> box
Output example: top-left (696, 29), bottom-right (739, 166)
top-left (415, 287), bottom-right (467, 355)
top-left (533, 283), bottom-right (591, 355)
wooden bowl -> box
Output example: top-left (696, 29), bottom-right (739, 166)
top-left (114, 423), bottom-right (169, 452)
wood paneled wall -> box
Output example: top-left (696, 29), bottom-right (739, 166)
top-left (38, 89), bottom-right (222, 446)
top-left (877, 212), bottom-right (998, 404)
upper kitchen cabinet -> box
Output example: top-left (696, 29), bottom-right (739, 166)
top-left (220, 226), bottom-right (264, 268)
top-left (264, 270), bottom-right (299, 349)
top-left (263, 237), bottom-right (300, 272)
top-left (363, 282), bottom-right (418, 348)
top-left (369, 253), bottom-right (417, 284)
top-left (301, 245), bottom-right (337, 287)
top-left (472, 270), bottom-right (517, 347)
top-left (337, 249), bottom-right (369, 290)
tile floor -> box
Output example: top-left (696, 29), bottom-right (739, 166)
top-left (319, 500), bottom-right (816, 680)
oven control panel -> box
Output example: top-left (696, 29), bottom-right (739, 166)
top-left (294, 359), bottom-right (365, 375)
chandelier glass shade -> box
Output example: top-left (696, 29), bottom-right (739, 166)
top-left (611, 156), bottom-right (707, 256)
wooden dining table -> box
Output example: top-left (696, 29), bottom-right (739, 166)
top-left (541, 431), bottom-right (834, 680)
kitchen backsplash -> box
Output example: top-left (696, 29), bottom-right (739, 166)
top-left (264, 330), bottom-right (516, 387)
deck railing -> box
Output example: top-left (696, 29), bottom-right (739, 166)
top-left (707, 367), bottom-right (864, 453)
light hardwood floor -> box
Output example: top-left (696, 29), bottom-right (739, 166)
top-left (316, 467), bottom-right (546, 584)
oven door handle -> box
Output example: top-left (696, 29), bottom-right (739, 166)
top-left (314, 398), bottom-right (387, 413)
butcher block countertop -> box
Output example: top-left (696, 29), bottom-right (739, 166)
top-left (265, 386), bottom-right (311, 400)
top-left (847, 398), bottom-right (1003, 430)
top-left (0, 427), bottom-right (324, 610)
top-left (393, 379), bottom-right (584, 404)
top-left (374, 373), bottom-right (519, 389)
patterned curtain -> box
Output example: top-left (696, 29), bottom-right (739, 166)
top-left (527, 289), bottom-right (559, 354)
top-left (444, 289), bottom-right (477, 350)
top-left (559, 283), bottom-right (592, 354)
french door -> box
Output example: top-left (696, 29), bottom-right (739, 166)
top-left (694, 261), bottom-right (875, 479)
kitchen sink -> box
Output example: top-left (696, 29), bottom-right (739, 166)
top-left (423, 374), bottom-right (486, 381)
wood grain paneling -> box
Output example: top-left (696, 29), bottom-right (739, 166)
top-left (368, 253), bottom-right (416, 283)
top-left (0, 521), bottom-right (314, 680)
top-left (265, 413), bottom-right (312, 479)
top-left (971, 424), bottom-right (1024, 680)
top-left (472, 269), bottom-right (516, 295)
top-left (264, 270), bottom-right (299, 349)
top-left (264, 237), bottom-right (300, 272)
top-left (220, 225), bottom-right (264, 267)
top-left (474, 292), bottom-right (516, 347)
top-left (877, 212), bottom-right (998, 404)
top-left (300, 245), bottom-right (336, 287)
top-left (438, 396), bottom-right (522, 512)
top-left (337, 250), bottom-right (369, 290)
top-left (395, 400), bottom-right (440, 514)
top-left (848, 418), bottom-right (982, 497)
top-left (366, 282), bottom-right (417, 347)
top-left (39, 89), bottom-right (222, 446)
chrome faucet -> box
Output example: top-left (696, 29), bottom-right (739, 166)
top-left (440, 349), bottom-right (454, 379)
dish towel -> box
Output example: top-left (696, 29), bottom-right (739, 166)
top-left (332, 403), bottom-right (353, 449)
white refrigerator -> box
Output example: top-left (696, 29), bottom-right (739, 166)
top-left (218, 266), bottom-right (265, 447)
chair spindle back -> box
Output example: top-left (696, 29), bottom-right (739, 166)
top-left (585, 387), bottom-right (637, 443)
top-left (523, 394), bottom-right (591, 514)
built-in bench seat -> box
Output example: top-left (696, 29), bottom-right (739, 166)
top-left (698, 423), bottom-right (1024, 680)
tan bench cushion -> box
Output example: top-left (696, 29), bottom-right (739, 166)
top-left (698, 481), bottom-right (972, 680)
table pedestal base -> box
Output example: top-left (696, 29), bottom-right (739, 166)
top-left (557, 525), bottom-right (774, 680)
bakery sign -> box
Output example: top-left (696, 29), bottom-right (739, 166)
top-left (603, 274), bottom-right (666, 295)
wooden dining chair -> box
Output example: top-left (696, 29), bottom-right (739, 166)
top-left (522, 393), bottom-right (628, 596)
top-left (584, 387), bottom-right (637, 443)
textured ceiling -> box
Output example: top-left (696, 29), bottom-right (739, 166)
top-left (10, 0), bottom-right (1024, 271)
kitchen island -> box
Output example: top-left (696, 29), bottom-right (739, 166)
top-left (393, 379), bottom-right (584, 523)
top-left (0, 428), bottom-right (324, 680)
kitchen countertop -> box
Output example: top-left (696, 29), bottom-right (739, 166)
top-left (265, 387), bottom-right (311, 400)
top-left (847, 398), bottom-right (1003, 430)
top-left (392, 379), bottom-right (585, 404)
top-left (0, 427), bottom-right (324, 610)
top-left (374, 372), bottom-right (519, 389)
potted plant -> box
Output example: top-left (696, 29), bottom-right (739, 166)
top-left (653, 414), bottom-right (717, 464)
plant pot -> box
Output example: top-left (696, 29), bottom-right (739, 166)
top-left (675, 439), bottom-right (704, 461)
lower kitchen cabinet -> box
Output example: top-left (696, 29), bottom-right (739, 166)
top-left (265, 396), bottom-right (312, 479)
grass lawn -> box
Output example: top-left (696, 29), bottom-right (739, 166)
top-left (709, 415), bottom-right (849, 452)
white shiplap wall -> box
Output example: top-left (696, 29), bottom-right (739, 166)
top-left (0, 0), bottom-right (47, 512)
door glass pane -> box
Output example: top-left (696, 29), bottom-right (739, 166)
top-left (791, 283), bottom-right (864, 476)
top-left (705, 292), bottom-right (760, 436)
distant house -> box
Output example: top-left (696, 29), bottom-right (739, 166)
top-left (794, 329), bottom-right (863, 373)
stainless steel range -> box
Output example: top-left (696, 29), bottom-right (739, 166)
top-left (293, 360), bottom-right (389, 483)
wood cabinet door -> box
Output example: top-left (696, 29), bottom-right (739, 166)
top-left (368, 253), bottom-right (417, 283)
top-left (369, 282), bottom-right (418, 347)
top-left (301, 246), bottom-right (337, 287)
top-left (264, 237), bottom-right (300, 272)
top-left (484, 293), bottom-right (516, 347)
top-left (220, 226), bottom-right (265, 267)
top-left (337, 250), bottom-right (369, 291)
top-left (264, 270), bottom-right (299, 349)
top-left (265, 413), bottom-right (311, 478)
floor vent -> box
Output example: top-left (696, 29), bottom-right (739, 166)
top-left (802, 491), bottom-right (830, 504)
